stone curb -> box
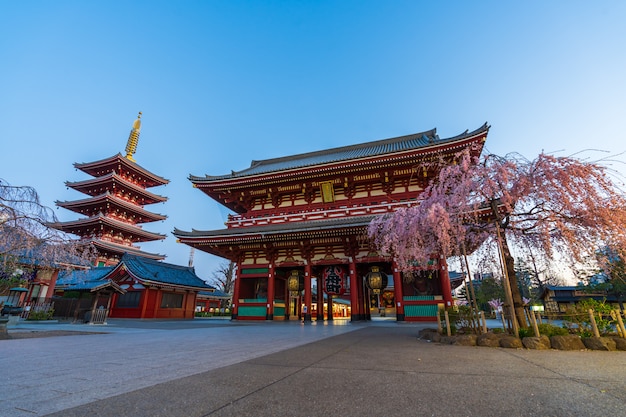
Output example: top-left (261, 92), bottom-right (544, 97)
top-left (418, 328), bottom-right (626, 351)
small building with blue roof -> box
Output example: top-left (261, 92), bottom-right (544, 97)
top-left (56, 253), bottom-right (216, 321)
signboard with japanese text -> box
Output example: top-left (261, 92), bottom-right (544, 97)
top-left (323, 265), bottom-right (346, 295)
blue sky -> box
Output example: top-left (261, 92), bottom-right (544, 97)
top-left (1, 1), bottom-right (625, 281)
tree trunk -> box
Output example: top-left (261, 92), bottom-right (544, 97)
top-left (500, 233), bottom-right (528, 328)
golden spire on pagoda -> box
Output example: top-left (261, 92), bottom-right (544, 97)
top-left (125, 112), bottom-right (142, 162)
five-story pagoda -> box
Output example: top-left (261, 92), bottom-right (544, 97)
top-left (52, 113), bottom-right (169, 266)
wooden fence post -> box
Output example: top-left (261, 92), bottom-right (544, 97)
top-left (529, 308), bottom-right (540, 337)
top-left (613, 310), bottom-right (626, 338)
top-left (436, 310), bottom-right (443, 334)
top-left (444, 310), bottom-right (451, 336)
top-left (480, 311), bottom-right (487, 334)
top-left (588, 309), bottom-right (600, 338)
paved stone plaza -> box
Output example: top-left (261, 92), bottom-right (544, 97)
top-left (2, 319), bottom-right (625, 416)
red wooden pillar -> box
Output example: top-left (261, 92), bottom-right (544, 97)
top-left (304, 264), bottom-right (312, 322)
top-left (140, 288), bottom-right (149, 319)
top-left (285, 279), bottom-right (291, 320)
top-left (349, 260), bottom-right (360, 321)
top-left (316, 276), bottom-right (324, 321)
top-left (439, 255), bottom-right (453, 308)
top-left (392, 261), bottom-right (404, 321)
top-left (327, 295), bottom-right (334, 321)
top-left (48, 270), bottom-right (60, 299)
top-left (358, 265), bottom-right (367, 320)
top-left (267, 263), bottom-right (275, 320)
top-left (232, 262), bottom-right (241, 319)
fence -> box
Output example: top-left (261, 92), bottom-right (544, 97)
top-left (439, 305), bottom-right (626, 338)
top-left (20, 300), bottom-right (54, 320)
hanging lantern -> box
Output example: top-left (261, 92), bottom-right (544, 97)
top-left (365, 266), bottom-right (388, 294)
top-left (324, 265), bottom-right (346, 295)
top-left (288, 270), bottom-right (304, 294)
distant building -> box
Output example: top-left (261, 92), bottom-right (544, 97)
top-left (540, 285), bottom-right (619, 315)
top-left (51, 113), bottom-right (168, 266)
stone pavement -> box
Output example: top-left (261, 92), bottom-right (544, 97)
top-left (2, 319), bottom-right (625, 417)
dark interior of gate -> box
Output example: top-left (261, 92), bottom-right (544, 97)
top-left (234, 263), bottom-right (445, 322)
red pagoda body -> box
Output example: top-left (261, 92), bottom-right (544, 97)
top-left (53, 113), bottom-right (168, 266)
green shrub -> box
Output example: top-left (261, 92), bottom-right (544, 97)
top-left (518, 327), bottom-right (534, 338)
top-left (27, 309), bottom-right (54, 321)
top-left (446, 306), bottom-right (480, 334)
top-left (562, 298), bottom-right (617, 337)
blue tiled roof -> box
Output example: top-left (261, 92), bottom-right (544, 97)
top-left (198, 289), bottom-right (230, 298)
top-left (57, 267), bottom-right (114, 286)
top-left (56, 254), bottom-right (211, 291)
top-left (121, 254), bottom-right (211, 289)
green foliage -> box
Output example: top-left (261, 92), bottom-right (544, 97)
top-left (0, 276), bottom-right (27, 295)
top-left (517, 327), bottom-right (534, 338)
top-left (473, 277), bottom-right (505, 311)
top-left (27, 308), bottom-right (54, 320)
top-left (518, 323), bottom-right (568, 338)
top-left (596, 247), bottom-right (626, 299)
top-left (447, 305), bottom-right (480, 334)
top-left (563, 298), bottom-right (617, 337)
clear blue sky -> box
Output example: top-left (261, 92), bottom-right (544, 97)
top-left (2, 1), bottom-right (625, 281)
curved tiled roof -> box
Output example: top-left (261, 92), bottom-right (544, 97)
top-left (198, 289), bottom-right (230, 299)
top-left (51, 214), bottom-right (166, 242)
top-left (56, 192), bottom-right (167, 223)
top-left (56, 267), bottom-right (115, 287)
top-left (191, 123), bottom-right (489, 182)
top-left (90, 239), bottom-right (165, 260)
top-left (173, 215), bottom-right (374, 242)
top-left (74, 153), bottom-right (170, 187)
top-left (56, 254), bottom-right (210, 291)
top-left (120, 254), bottom-right (210, 289)
top-left (65, 172), bottom-right (168, 204)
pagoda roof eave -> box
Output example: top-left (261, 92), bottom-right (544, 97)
top-left (55, 193), bottom-right (167, 222)
top-left (74, 153), bottom-right (170, 187)
top-left (90, 240), bottom-right (166, 260)
top-left (190, 123), bottom-right (489, 185)
top-left (65, 172), bottom-right (168, 204)
top-left (50, 215), bottom-right (167, 242)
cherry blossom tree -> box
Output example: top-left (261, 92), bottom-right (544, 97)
top-left (1, 179), bottom-right (95, 293)
top-left (369, 148), bottom-right (626, 328)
